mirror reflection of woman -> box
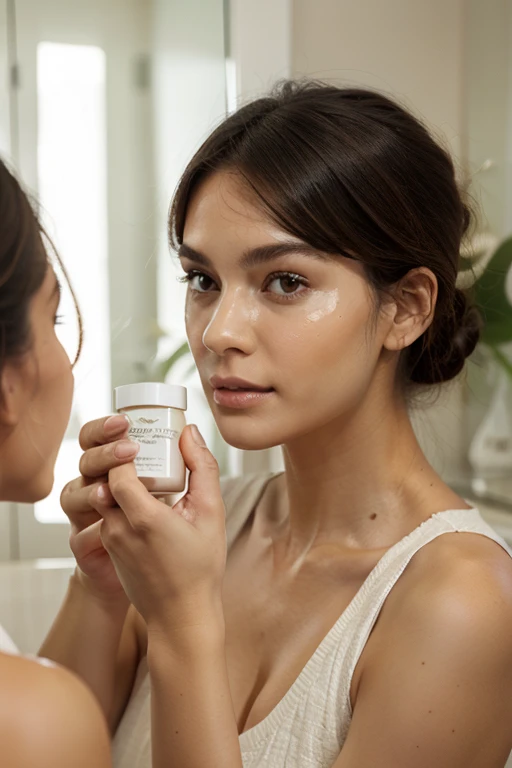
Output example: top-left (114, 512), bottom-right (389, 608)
top-left (0, 162), bottom-right (112, 767)
top-left (45, 82), bottom-right (512, 768)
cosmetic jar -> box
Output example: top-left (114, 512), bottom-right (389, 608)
top-left (114, 382), bottom-right (187, 494)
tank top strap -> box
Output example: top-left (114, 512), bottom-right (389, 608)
top-left (221, 473), bottom-right (276, 549)
top-left (337, 507), bottom-right (512, 716)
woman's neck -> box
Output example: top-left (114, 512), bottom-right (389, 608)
top-left (278, 388), bottom-right (460, 558)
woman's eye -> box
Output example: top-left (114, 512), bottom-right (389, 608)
top-left (54, 314), bottom-right (64, 326)
top-left (266, 273), bottom-right (308, 297)
top-left (182, 271), bottom-right (218, 293)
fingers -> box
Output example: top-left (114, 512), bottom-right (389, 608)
top-left (107, 463), bottom-right (161, 531)
top-left (69, 519), bottom-right (104, 560)
top-left (78, 439), bottom-right (140, 479)
top-left (61, 477), bottom-right (116, 529)
top-left (71, 514), bottom-right (127, 578)
top-left (106, 426), bottom-right (223, 534)
top-left (99, 505), bottom-right (134, 554)
top-left (79, 415), bottom-right (130, 451)
top-left (179, 425), bottom-right (223, 520)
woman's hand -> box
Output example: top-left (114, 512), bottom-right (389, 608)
top-left (93, 424), bottom-right (227, 636)
top-left (60, 414), bottom-right (140, 602)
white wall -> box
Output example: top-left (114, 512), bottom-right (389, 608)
top-left (292, 0), bottom-right (464, 157)
top-left (465, 0), bottom-right (512, 237)
top-left (228, 0), bottom-right (292, 105)
top-left (290, 0), bottom-right (470, 483)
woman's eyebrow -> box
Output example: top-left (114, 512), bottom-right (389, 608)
top-left (178, 244), bottom-right (212, 267)
top-left (240, 242), bottom-right (331, 268)
top-left (178, 242), bottom-right (333, 269)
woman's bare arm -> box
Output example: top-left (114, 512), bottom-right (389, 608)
top-left (40, 415), bottom-right (142, 730)
top-left (147, 611), bottom-right (243, 768)
top-left (0, 654), bottom-right (112, 768)
top-left (40, 580), bottom-right (140, 731)
top-left (333, 536), bottom-right (512, 767)
top-left (94, 428), bottom-right (245, 768)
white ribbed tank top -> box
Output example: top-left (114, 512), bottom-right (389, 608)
top-left (112, 474), bottom-right (512, 768)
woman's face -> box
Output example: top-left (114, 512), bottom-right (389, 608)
top-left (182, 171), bottom-right (393, 450)
top-left (0, 267), bottom-right (74, 502)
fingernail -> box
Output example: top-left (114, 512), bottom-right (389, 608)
top-left (105, 415), bottom-right (129, 435)
top-left (97, 484), bottom-right (108, 501)
top-left (115, 439), bottom-right (140, 458)
top-left (190, 424), bottom-right (206, 446)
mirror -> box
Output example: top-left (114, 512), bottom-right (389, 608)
top-left (1, 0), bottom-right (229, 527)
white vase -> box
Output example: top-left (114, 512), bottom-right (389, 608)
top-left (468, 368), bottom-right (512, 489)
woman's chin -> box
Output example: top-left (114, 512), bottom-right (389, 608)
top-left (16, 472), bottom-right (55, 505)
top-left (217, 426), bottom-right (282, 453)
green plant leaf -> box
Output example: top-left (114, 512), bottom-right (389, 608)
top-left (473, 236), bottom-right (512, 346)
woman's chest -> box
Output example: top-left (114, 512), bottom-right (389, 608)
top-left (222, 534), bottom-right (376, 734)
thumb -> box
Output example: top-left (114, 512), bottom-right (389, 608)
top-left (180, 424), bottom-right (223, 513)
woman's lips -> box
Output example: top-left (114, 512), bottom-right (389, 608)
top-left (212, 386), bottom-right (275, 409)
top-left (209, 375), bottom-right (275, 409)
top-left (212, 388), bottom-right (275, 409)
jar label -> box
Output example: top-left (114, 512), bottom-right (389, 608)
top-left (122, 407), bottom-right (185, 479)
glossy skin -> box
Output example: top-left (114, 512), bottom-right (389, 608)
top-left (182, 173), bottom-right (393, 452)
top-left (0, 267), bottom-right (111, 768)
top-left (57, 171), bottom-right (512, 768)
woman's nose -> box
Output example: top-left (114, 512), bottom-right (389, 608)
top-left (202, 287), bottom-right (257, 357)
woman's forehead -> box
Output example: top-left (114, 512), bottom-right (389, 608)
top-left (184, 171), bottom-right (299, 248)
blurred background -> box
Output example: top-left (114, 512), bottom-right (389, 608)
top-left (0, 0), bottom-right (511, 652)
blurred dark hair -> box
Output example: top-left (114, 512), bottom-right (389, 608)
top-left (170, 80), bottom-right (481, 386)
top-left (0, 159), bottom-right (82, 374)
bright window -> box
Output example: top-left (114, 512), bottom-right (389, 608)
top-left (35, 42), bottom-right (110, 523)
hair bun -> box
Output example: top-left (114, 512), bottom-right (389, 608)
top-left (409, 289), bottom-right (482, 385)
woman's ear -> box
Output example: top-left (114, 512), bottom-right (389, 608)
top-left (383, 268), bottom-right (438, 352)
top-left (0, 361), bottom-right (27, 428)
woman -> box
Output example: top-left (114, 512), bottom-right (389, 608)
top-left (0, 160), bottom-right (112, 766)
top-left (48, 81), bottom-right (512, 767)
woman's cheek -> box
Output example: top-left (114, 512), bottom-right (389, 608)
top-left (185, 296), bottom-right (203, 354)
top-left (303, 288), bottom-right (340, 324)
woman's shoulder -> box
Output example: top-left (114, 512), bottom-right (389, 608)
top-left (407, 525), bottom-right (512, 603)
top-left (354, 529), bottom-right (512, 712)
top-left (220, 472), bottom-right (276, 519)
top-left (376, 528), bottom-right (512, 660)
top-left (348, 526), bottom-right (512, 764)
top-left (220, 472), bottom-right (276, 503)
top-left (220, 473), bottom-right (279, 547)
top-left (0, 652), bottom-right (111, 767)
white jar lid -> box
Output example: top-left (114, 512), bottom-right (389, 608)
top-left (114, 382), bottom-right (187, 411)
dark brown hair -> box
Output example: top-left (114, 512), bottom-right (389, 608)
top-left (170, 80), bottom-right (481, 386)
top-left (0, 159), bottom-right (82, 373)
